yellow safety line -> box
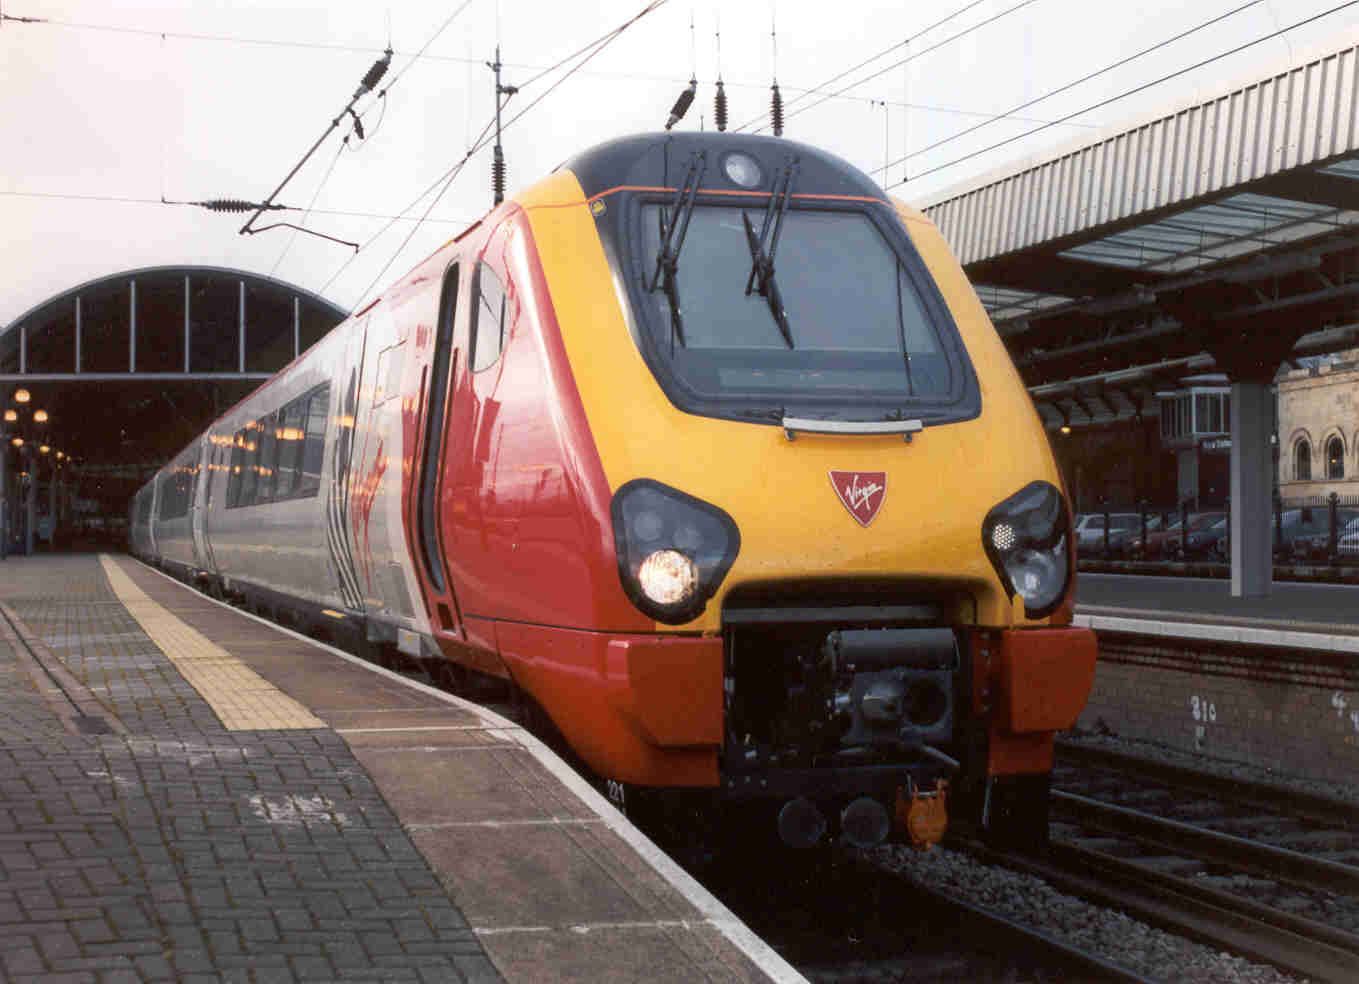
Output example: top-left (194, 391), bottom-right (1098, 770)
top-left (98, 555), bottom-right (325, 731)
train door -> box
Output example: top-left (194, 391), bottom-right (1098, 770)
top-left (438, 229), bottom-right (512, 676)
top-left (190, 437), bottom-right (216, 574)
top-left (409, 263), bottom-right (467, 641)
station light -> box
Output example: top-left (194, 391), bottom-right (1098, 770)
top-left (3, 409), bottom-right (14, 423)
top-left (13, 389), bottom-right (30, 404)
top-left (10, 437), bottom-right (22, 448)
top-left (1059, 424), bottom-right (1072, 435)
top-left (33, 409), bottom-right (48, 423)
top-left (39, 445), bottom-right (50, 455)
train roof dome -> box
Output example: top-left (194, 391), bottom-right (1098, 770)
top-left (558, 131), bottom-right (888, 202)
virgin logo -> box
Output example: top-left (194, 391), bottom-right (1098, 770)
top-left (829, 471), bottom-right (887, 527)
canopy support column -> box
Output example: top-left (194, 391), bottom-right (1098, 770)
top-left (1229, 381), bottom-right (1273, 597)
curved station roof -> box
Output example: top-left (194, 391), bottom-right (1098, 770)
top-left (0, 266), bottom-right (345, 510)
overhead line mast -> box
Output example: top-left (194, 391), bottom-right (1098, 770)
top-left (489, 46), bottom-right (519, 206)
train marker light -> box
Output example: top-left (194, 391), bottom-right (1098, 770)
top-left (638, 549), bottom-right (698, 606)
top-left (981, 481), bottom-right (1069, 619)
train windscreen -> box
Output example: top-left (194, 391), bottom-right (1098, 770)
top-left (631, 203), bottom-right (976, 424)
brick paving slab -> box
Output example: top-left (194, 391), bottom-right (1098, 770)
top-left (0, 554), bottom-right (499, 982)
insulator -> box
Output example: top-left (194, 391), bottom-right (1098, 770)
top-left (666, 79), bottom-right (697, 131)
top-left (715, 80), bottom-right (728, 133)
top-left (492, 144), bottom-right (506, 206)
top-left (198, 199), bottom-right (258, 213)
top-left (356, 48), bottom-right (393, 96)
top-left (771, 83), bottom-right (785, 137)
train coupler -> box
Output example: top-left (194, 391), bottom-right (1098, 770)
top-left (895, 778), bottom-right (949, 851)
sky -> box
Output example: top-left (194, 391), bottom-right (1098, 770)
top-left (4, 0), bottom-right (1359, 326)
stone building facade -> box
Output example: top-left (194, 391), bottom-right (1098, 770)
top-left (1277, 349), bottom-right (1359, 501)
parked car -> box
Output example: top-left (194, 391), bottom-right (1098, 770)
top-left (1075, 512), bottom-right (1142, 557)
top-left (1339, 523), bottom-right (1359, 559)
top-left (1144, 512), bottom-right (1223, 560)
top-left (1288, 510), bottom-right (1359, 562)
top-left (1170, 514), bottom-right (1229, 560)
top-left (1121, 514), bottom-right (1169, 559)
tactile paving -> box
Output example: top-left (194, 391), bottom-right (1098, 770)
top-left (98, 555), bottom-right (325, 731)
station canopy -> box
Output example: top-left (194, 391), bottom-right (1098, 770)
top-left (0, 266), bottom-right (346, 507)
top-left (918, 26), bottom-right (1359, 431)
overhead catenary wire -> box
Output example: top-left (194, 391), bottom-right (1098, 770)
top-left (887, 0), bottom-right (1359, 189)
top-left (878, 0), bottom-right (1265, 179)
top-left (236, 0), bottom-right (476, 243)
top-left (337, 0), bottom-right (669, 311)
top-left (743, 0), bottom-right (1043, 136)
top-left (0, 189), bottom-right (474, 225)
top-left (270, 138), bottom-right (349, 276)
top-left (733, 0), bottom-right (999, 133)
top-left (1, 7), bottom-right (1094, 130)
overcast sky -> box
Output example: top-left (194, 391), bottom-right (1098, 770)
top-left (4, 0), bottom-right (1359, 325)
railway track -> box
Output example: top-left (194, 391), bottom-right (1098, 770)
top-left (708, 846), bottom-right (1148, 983)
top-left (994, 742), bottom-right (1359, 982)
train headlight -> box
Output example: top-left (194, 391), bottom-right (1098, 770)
top-left (612, 480), bottom-right (740, 624)
top-left (638, 550), bottom-right (698, 606)
top-left (981, 481), bottom-right (1070, 619)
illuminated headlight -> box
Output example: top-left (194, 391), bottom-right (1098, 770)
top-left (612, 480), bottom-right (740, 624)
top-left (981, 481), bottom-right (1071, 619)
top-left (638, 550), bottom-right (698, 605)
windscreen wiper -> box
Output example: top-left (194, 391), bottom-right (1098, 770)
top-left (742, 159), bottom-right (799, 349)
top-left (648, 151), bottom-right (707, 349)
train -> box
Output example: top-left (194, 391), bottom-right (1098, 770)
top-left (130, 131), bottom-right (1097, 849)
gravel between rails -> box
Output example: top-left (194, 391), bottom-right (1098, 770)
top-left (870, 844), bottom-right (1301, 984)
top-left (1063, 729), bottom-right (1359, 808)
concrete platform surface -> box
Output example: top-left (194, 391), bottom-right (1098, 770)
top-left (1075, 573), bottom-right (1359, 651)
top-left (0, 553), bottom-right (799, 983)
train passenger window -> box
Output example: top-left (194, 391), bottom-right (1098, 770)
top-left (471, 262), bottom-right (507, 372)
top-left (375, 343), bottom-right (405, 403)
top-left (239, 422), bottom-right (260, 506)
top-left (256, 412), bottom-right (279, 503)
top-left (274, 401), bottom-right (306, 499)
top-left (226, 432), bottom-right (243, 507)
top-left (299, 384), bottom-right (330, 497)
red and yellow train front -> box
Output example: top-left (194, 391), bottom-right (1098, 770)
top-left (438, 133), bottom-right (1096, 844)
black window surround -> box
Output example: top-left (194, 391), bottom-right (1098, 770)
top-left (602, 191), bottom-right (981, 427)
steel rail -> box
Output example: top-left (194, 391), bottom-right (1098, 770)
top-left (876, 862), bottom-right (1153, 983)
top-left (960, 836), bottom-right (1359, 984)
top-left (1052, 790), bottom-right (1359, 895)
top-left (1058, 741), bottom-right (1359, 829)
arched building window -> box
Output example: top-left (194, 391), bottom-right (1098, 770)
top-left (1328, 435), bottom-right (1346, 479)
top-left (1295, 439), bottom-right (1312, 481)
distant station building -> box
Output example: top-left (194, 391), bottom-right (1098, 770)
top-left (1276, 348), bottom-right (1359, 501)
top-left (0, 266), bottom-right (345, 553)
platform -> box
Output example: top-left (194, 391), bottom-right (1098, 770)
top-left (0, 553), bottom-right (797, 983)
top-left (1075, 573), bottom-right (1359, 651)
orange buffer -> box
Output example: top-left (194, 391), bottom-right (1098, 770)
top-left (496, 622), bottom-right (723, 787)
top-left (981, 626), bottom-right (1099, 776)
